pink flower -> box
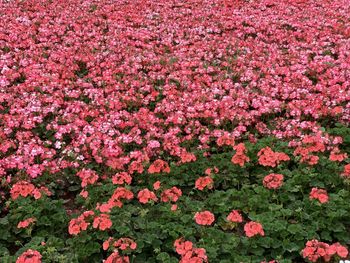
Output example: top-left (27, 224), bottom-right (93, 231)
top-left (16, 249), bottom-right (42, 263)
top-left (328, 242), bottom-right (348, 258)
top-left (231, 143), bottom-right (250, 167)
top-left (161, 187), bottom-right (182, 202)
top-left (112, 172), bottom-right (132, 185)
top-left (194, 211), bottom-right (215, 226)
top-left (263, 173), bottom-right (284, 189)
top-left (104, 251), bottom-right (129, 263)
top-left (226, 210), bottom-right (243, 223)
top-left (137, 188), bottom-right (157, 204)
top-left (195, 176), bottom-right (213, 191)
top-left (76, 169), bottom-right (99, 188)
top-left (174, 238), bottom-right (193, 255)
top-left (244, 221), bottom-right (264, 237)
top-left (17, 218), bottom-right (36, 229)
top-left (309, 188), bottom-right (329, 203)
top-left (93, 214), bottom-right (112, 231)
top-left (148, 159), bottom-right (170, 174)
top-left (68, 217), bottom-right (89, 235)
top-left (153, 181), bottom-right (161, 190)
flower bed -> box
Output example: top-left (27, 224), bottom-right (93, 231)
top-left (0, 0), bottom-right (350, 262)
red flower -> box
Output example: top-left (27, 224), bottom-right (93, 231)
top-left (148, 159), bottom-right (170, 174)
top-left (16, 249), bottom-right (42, 263)
top-left (137, 188), bottom-right (157, 204)
top-left (329, 147), bottom-right (347, 162)
top-left (17, 218), bottom-right (36, 229)
top-left (93, 214), bottom-right (112, 231)
top-left (231, 143), bottom-right (250, 167)
top-left (112, 172), bottom-right (132, 185)
top-left (104, 251), bottom-right (129, 263)
top-left (174, 238), bottom-right (193, 255)
top-left (68, 216), bottom-right (89, 235)
top-left (328, 242), bottom-right (348, 258)
top-left (10, 181), bottom-right (35, 200)
top-left (244, 221), bottom-right (264, 237)
top-left (226, 210), bottom-right (243, 223)
top-left (153, 181), bottom-right (161, 190)
top-left (174, 238), bottom-right (208, 262)
top-left (194, 211), bottom-right (215, 226)
top-left (341, 164), bottom-right (350, 178)
top-left (258, 147), bottom-right (289, 167)
top-left (195, 176), bottom-right (213, 191)
top-left (77, 169), bottom-right (99, 188)
top-left (263, 173), bottom-right (284, 189)
top-left (302, 240), bottom-right (348, 262)
top-left (161, 187), bottom-right (182, 202)
top-left (114, 238), bottom-right (137, 250)
top-left (309, 188), bottom-right (329, 203)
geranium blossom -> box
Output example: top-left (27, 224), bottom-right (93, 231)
top-left (194, 211), bottom-right (215, 226)
top-left (263, 173), bottom-right (284, 189)
top-left (309, 188), bottom-right (329, 203)
top-left (226, 210), bottom-right (243, 223)
top-left (137, 188), bottom-right (158, 204)
top-left (244, 221), bottom-right (264, 237)
top-left (195, 176), bottom-right (214, 191)
top-left (1, 0), bottom-right (350, 261)
top-left (16, 249), bottom-right (42, 263)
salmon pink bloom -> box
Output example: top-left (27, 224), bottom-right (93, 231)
top-left (104, 251), bottom-right (129, 263)
top-left (17, 218), bottom-right (36, 229)
top-left (153, 181), bottom-right (161, 190)
top-left (231, 143), bottom-right (250, 167)
top-left (263, 173), bottom-right (284, 189)
top-left (148, 159), bottom-right (170, 174)
top-left (244, 221), bottom-right (264, 237)
top-left (114, 238), bottom-right (137, 250)
top-left (309, 188), bottom-right (329, 203)
top-left (195, 176), bottom-right (213, 191)
top-left (112, 172), bottom-right (132, 185)
top-left (137, 188), bottom-right (157, 204)
top-left (68, 216), bottom-right (89, 235)
top-left (226, 210), bottom-right (243, 223)
top-left (174, 238), bottom-right (193, 255)
top-left (77, 169), bottom-right (99, 187)
top-left (258, 147), bottom-right (289, 167)
top-left (93, 214), bottom-right (112, 231)
top-left (194, 211), bottom-right (215, 226)
top-left (328, 242), bottom-right (348, 258)
top-left (161, 187), bottom-right (182, 202)
top-left (16, 249), bottom-right (42, 263)
top-left (10, 181), bottom-right (35, 200)
top-left (342, 164), bottom-right (350, 178)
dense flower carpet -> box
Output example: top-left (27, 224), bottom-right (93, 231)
top-left (0, 0), bottom-right (350, 262)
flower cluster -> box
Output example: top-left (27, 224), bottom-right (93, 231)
top-left (174, 238), bottom-right (208, 263)
top-left (263, 173), bottom-right (284, 190)
top-left (244, 221), bottom-right (265, 238)
top-left (17, 217), bottom-right (36, 229)
top-left (68, 210), bottom-right (94, 235)
top-left (195, 176), bottom-right (214, 191)
top-left (16, 249), bottom-right (42, 263)
top-left (103, 237), bottom-right (137, 251)
top-left (10, 181), bottom-right (51, 200)
top-left (309, 188), bottom-right (329, 204)
top-left (137, 188), bottom-right (158, 204)
top-left (302, 240), bottom-right (348, 262)
top-left (194, 211), bottom-right (215, 226)
top-left (231, 143), bottom-right (250, 167)
top-left (226, 210), bottom-right (243, 223)
top-left (258, 147), bottom-right (290, 167)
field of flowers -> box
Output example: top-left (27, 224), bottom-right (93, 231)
top-left (1, 0), bottom-right (350, 262)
